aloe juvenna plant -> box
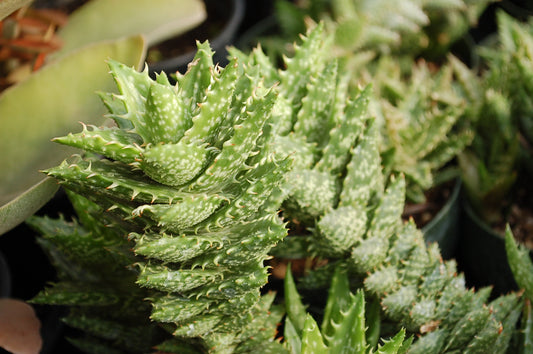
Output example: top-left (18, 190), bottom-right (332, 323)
top-left (29, 41), bottom-right (291, 353)
top-left (367, 56), bottom-right (473, 203)
top-left (235, 24), bottom-right (522, 353)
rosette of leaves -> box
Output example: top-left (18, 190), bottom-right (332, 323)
top-left (29, 42), bottom-right (291, 353)
top-left (367, 56), bottom-right (473, 203)
top-left (283, 265), bottom-right (412, 354)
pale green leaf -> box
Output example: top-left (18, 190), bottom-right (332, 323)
top-left (301, 314), bottom-right (329, 354)
top-left (53, 0), bottom-right (206, 57)
top-left (284, 317), bottom-right (302, 354)
top-left (0, 178), bottom-right (59, 235)
top-left (285, 265), bottom-right (308, 336)
top-left (377, 328), bottom-right (409, 354)
top-left (0, 36), bottom-right (145, 232)
top-left (321, 266), bottom-right (354, 345)
top-left (505, 225), bottom-right (533, 301)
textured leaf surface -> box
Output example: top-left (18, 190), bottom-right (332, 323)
top-left (301, 314), bottom-right (329, 354)
top-left (53, 126), bottom-right (143, 164)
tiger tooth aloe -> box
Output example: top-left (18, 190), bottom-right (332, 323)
top-left (230, 24), bottom-right (522, 352)
top-left (30, 41), bottom-right (292, 353)
top-left (231, 24), bottom-right (375, 225)
top-left (367, 56), bottom-right (473, 203)
top-left (297, 113), bottom-right (520, 353)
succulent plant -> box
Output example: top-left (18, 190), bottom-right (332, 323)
top-left (234, 24), bottom-right (522, 352)
top-left (264, 0), bottom-right (492, 67)
top-left (283, 264), bottom-right (413, 354)
top-left (29, 41), bottom-right (291, 353)
top-left (456, 11), bottom-right (527, 226)
top-left (296, 125), bottom-right (521, 352)
top-left (506, 226), bottom-right (533, 353)
top-left (366, 56), bottom-right (473, 203)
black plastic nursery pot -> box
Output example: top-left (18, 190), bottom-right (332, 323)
top-left (0, 250), bottom-right (10, 298)
top-left (457, 199), bottom-right (530, 297)
top-left (500, 0), bottom-right (533, 20)
top-left (147, 0), bottom-right (245, 76)
top-left (235, 14), bottom-right (278, 51)
top-left (422, 179), bottom-right (462, 260)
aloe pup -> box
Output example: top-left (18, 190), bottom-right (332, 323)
top-left (28, 42), bottom-right (290, 353)
top-left (283, 265), bottom-right (412, 354)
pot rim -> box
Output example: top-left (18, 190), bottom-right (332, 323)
top-left (422, 178), bottom-right (462, 233)
top-left (148, 0), bottom-right (245, 73)
top-left (462, 196), bottom-right (505, 238)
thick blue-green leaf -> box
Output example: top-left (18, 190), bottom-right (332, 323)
top-left (54, 0), bottom-right (206, 56)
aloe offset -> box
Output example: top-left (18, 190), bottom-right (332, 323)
top-left (283, 265), bottom-right (413, 353)
top-left (29, 42), bottom-right (290, 353)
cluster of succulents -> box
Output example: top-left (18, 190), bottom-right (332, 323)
top-left (242, 25), bottom-right (522, 353)
top-left (267, 0), bottom-right (493, 67)
top-left (25, 13), bottom-right (529, 354)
